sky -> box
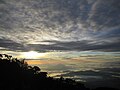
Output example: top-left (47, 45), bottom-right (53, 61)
top-left (0, 0), bottom-right (120, 88)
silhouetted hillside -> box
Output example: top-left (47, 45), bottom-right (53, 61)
top-left (0, 54), bottom-right (119, 90)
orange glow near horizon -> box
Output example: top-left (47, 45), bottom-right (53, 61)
top-left (26, 60), bottom-right (44, 65)
top-left (26, 59), bottom-right (67, 65)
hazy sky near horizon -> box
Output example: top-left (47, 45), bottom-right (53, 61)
top-left (0, 0), bottom-right (120, 83)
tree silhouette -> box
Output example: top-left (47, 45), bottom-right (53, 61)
top-left (33, 66), bottom-right (41, 73)
top-left (0, 54), bottom-right (3, 58)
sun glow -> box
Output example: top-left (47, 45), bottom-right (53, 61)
top-left (22, 51), bottom-right (46, 59)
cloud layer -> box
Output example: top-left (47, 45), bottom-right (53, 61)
top-left (0, 0), bottom-right (120, 52)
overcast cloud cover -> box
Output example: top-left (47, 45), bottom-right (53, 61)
top-left (0, 0), bottom-right (120, 52)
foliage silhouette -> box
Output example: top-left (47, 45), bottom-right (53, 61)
top-left (0, 54), bottom-right (119, 90)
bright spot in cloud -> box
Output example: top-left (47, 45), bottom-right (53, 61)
top-left (22, 51), bottom-right (46, 59)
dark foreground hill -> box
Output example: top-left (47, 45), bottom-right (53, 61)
top-left (0, 54), bottom-right (119, 90)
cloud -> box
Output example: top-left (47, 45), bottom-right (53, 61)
top-left (27, 39), bottom-right (120, 52)
top-left (88, 0), bottom-right (120, 30)
top-left (0, 38), bottom-right (27, 51)
top-left (54, 68), bottom-right (120, 89)
top-left (0, 0), bottom-right (120, 52)
top-left (55, 67), bottom-right (120, 81)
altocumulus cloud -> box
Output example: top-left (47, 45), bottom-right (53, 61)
top-left (0, 0), bottom-right (120, 52)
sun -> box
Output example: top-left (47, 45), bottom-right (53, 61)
top-left (22, 51), bottom-right (45, 59)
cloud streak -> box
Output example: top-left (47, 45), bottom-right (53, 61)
top-left (28, 40), bottom-right (120, 52)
